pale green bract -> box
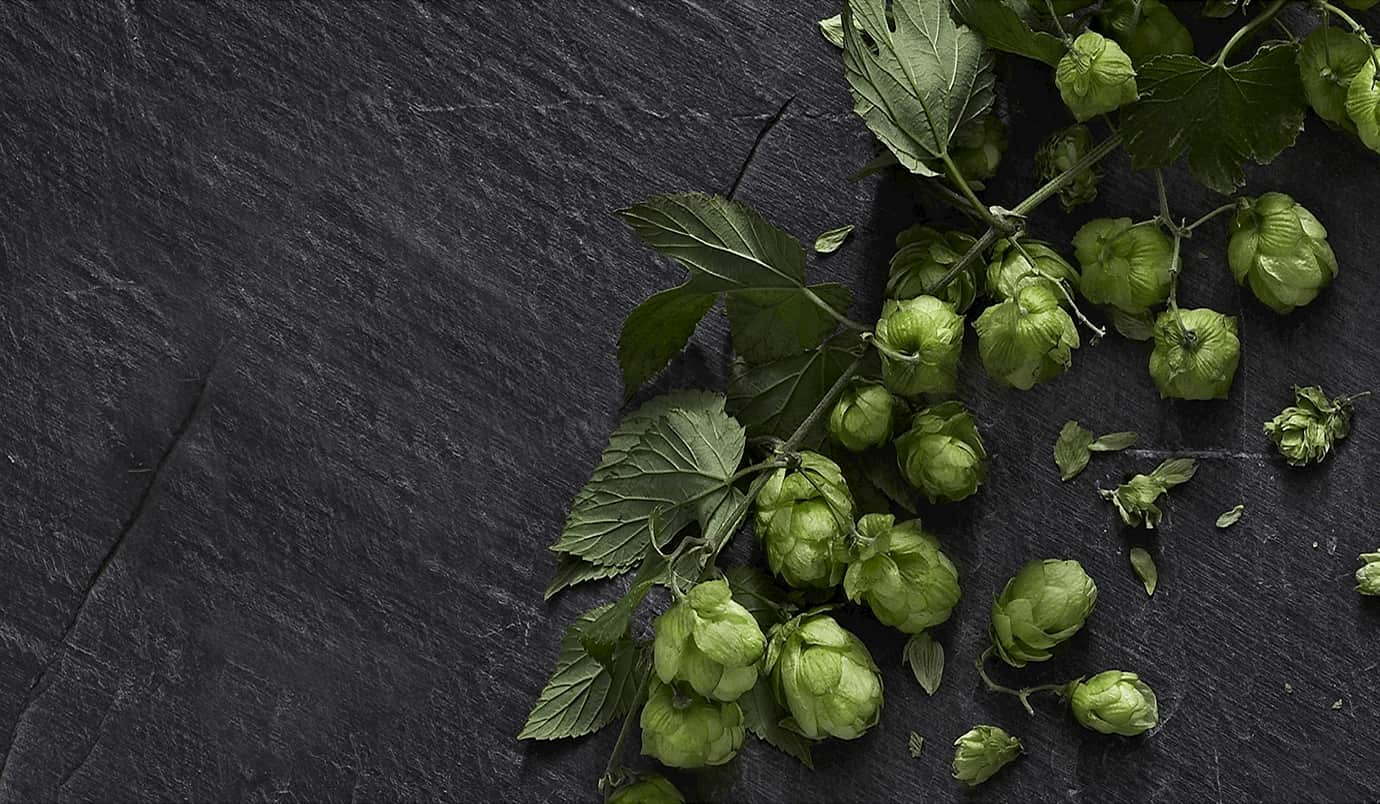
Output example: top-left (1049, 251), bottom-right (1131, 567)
top-left (843, 513), bottom-right (961, 634)
top-left (608, 775), bottom-right (685, 804)
top-left (1068, 671), bottom-right (1160, 737)
top-left (1264, 386), bottom-right (1362, 466)
top-left (1148, 309), bottom-right (1240, 400)
top-left (1356, 552), bottom-right (1380, 596)
top-left (874, 296), bottom-right (965, 396)
top-left (973, 284), bottom-right (1080, 390)
top-left (1228, 193), bottom-right (1337, 314)
top-left (840, 0), bottom-right (995, 175)
top-left (895, 402), bottom-right (986, 503)
top-left (829, 383), bottom-right (898, 452)
top-left (1055, 32), bottom-right (1139, 122)
top-left (766, 613), bottom-right (884, 740)
top-left (652, 580), bottom-right (766, 702)
top-left (951, 725), bottom-right (1022, 787)
top-left (990, 559), bottom-right (1098, 668)
top-left (640, 680), bottom-right (745, 768)
top-left (1073, 218), bottom-right (1172, 315)
top-left (814, 224), bottom-right (855, 254)
top-left (754, 452), bottom-right (854, 589)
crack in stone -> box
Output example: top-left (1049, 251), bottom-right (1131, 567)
top-left (54, 692), bottom-right (119, 795)
top-left (1124, 447), bottom-right (1271, 461)
top-left (0, 347), bottom-right (223, 791)
top-left (725, 95), bottom-right (795, 200)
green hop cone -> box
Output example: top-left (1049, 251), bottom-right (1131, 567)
top-left (973, 284), bottom-right (1080, 391)
top-left (1299, 27), bottom-right (1372, 130)
top-left (843, 513), bottom-right (961, 634)
top-left (1068, 671), bottom-right (1160, 737)
top-left (607, 775), bottom-right (685, 804)
top-left (1264, 386), bottom-right (1362, 466)
top-left (1036, 125), bottom-right (1101, 211)
top-left (754, 452), bottom-right (853, 589)
top-left (985, 239), bottom-right (1081, 304)
top-left (951, 725), bottom-right (1022, 787)
top-left (652, 580), bottom-right (766, 702)
top-left (639, 680), bottom-right (745, 769)
top-left (1356, 552), bottom-right (1380, 596)
top-left (886, 226), bottom-right (981, 312)
top-left (1148, 309), bottom-right (1240, 400)
top-left (874, 296), bottom-right (965, 396)
top-left (894, 402), bottom-right (986, 503)
top-left (990, 559), bottom-right (1098, 668)
top-left (1227, 193), bottom-right (1338, 314)
top-left (765, 613), bottom-right (883, 740)
top-left (1346, 51), bottom-right (1380, 152)
top-left (947, 113), bottom-right (1009, 181)
top-left (1073, 218), bottom-right (1173, 315)
top-left (1055, 32), bottom-right (1139, 122)
top-left (1100, 0), bottom-right (1193, 66)
top-left (829, 383), bottom-right (898, 452)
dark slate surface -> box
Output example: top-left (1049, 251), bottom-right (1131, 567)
top-left (1, 2), bottom-right (1377, 802)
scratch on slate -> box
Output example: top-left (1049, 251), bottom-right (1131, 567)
top-left (0, 346), bottom-right (223, 788)
top-left (725, 95), bottom-right (795, 200)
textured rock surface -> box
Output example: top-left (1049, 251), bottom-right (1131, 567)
top-left (0, 2), bottom-right (1377, 801)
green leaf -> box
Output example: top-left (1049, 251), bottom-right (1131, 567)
top-left (1216, 504), bottom-right (1245, 529)
top-left (1110, 308), bottom-right (1155, 342)
top-left (741, 677), bottom-right (815, 767)
top-left (1149, 456), bottom-right (1198, 487)
top-left (726, 283), bottom-right (852, 364)
top-left (543, 555), bottom-right (631, 601)
top-left (951, 0), bottom-right (1065, 67)
top-left (819, 13), bottom-right (845, 48)
top-left (726, 338), bottom-right (862, 441)
top-left (814, 224), bottom-right (856, 254)
top-left (903, 632), bottom-right (945, 695)
top-left (1054, 420), bottom-right (1094, 481)
top-left (841, 0), bottom-right (996, 174)
top-left (1122, 43), bottom-right (1307, 194)
top-left (723, 565), bottom-right (795, 630)
top-left (518, 606), bottom-right (643, 741)
top-left (860, 443), bottom-right (924, 514)
top-left (1129, 547), bottom-right (1158, 596)
top-left (575, 556), bottom-right (668, 663)
top-left (1089, 431), bottom-right (1138, 452)
top-left (554, 394), bottom-right (746, 566)
top-left (908, 731), bottom-right (925, 758)
top-left (617, 283), bottom-right (717, 396)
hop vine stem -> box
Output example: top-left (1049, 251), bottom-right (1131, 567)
top-left (975, 648), bottom-right (1069, 717)
top-left (1216, 0), bottom-right (1291, 67)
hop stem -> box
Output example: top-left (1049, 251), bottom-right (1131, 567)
top-left (975, 648), bottom-right (1072, 717)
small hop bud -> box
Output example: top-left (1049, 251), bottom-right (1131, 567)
top-left (1346, 49), bottom-right (1380, 153)
top-left (652, 580), bottom-right (766, 702)
top-left (607, 775), bottom-right (685, 804)
top-left (990, 559), bottom-right (1098, 667)
top-left (639, 680), bottom-right (745, 769)
top-left (1100, 0), bottom-right (1193, 66)
top-left (1356, 552), bottom-right (1380, 596)
top-left (843, 513), bottom-right (961, 634)
top-left (946, 113), bottom-right (1009, 181)
top-left (1228, 193), bottom-right (1337, 314)
top-left (985, 239), bottom-right (1082, 304)
top-left (1036, 125), bottom-right (1101, 211)
top-left (973, 284), bottom-right (1080, 391)
top-left (1299, 27), bottom-right (1372, 129)
top-left (887, 225), bottom-right (982, 313)
top-left (766, 613), bottom-right (884, 740)
top-left (828, 383), bottom-right (898, 452)
top-left (951, 725), bottom-right (1022, 787)
top-left (754, 452), bottom-right (853, 589)
top-left (1068, 671), bottom-right (1160, 737)
top-left (1264, 386), bottom-right (1363, 466)
top-left (1073, 218), bottom-right (1173, 315)
top-left (1055, 32), bottom-right (1139, 121)
top-left (1148, 309), bottom-right (1241, 400)
top-left (894, 402), bottom-right (986, 504)
top-left (874, 296), bottom-right (965, 396)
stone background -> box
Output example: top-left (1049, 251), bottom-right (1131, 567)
top-left (0, 2), bottom-right (1376, 802)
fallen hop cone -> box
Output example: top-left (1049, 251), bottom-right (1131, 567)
top-left (765, 612), bottom-right (883, 740)
top-left (843, 513), bottom-right (961, 634)
top-left (1264, 386), bottom-right (1363, 466)
top-left (754, 452), bottom-right (853, 589)
top-left (828, 383), bottom-right (898, 453)
top-left (1228, 193), bottom-right (1337, 314)
top-left (607, 775), bottom-right (685, 804)
top-left (990, 559), bottom-right (1098, 667)
top-left (1148, 308), bottom-right (1240, 400)
top-left (894, 402), bottom-right (986, 503)
top-left (652, 579), bottom-right (766, 702)
top-left (639, 680), bottom-right (745, 769)
top-left (1068, 671), bottom-right (1159, 737)
top-left (951, 725), bottom-right (1022, 787)
top-left (1055, 32), bottom-right (1139, 121)
top-left (1073, 218), bottom-right (1172, 315)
